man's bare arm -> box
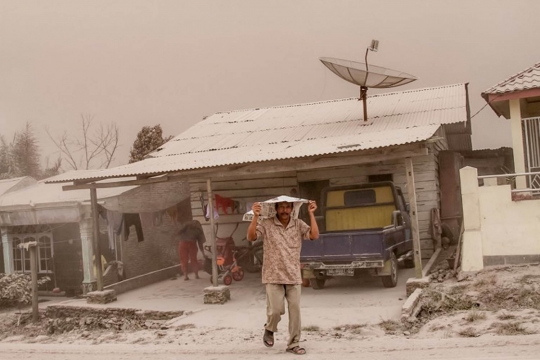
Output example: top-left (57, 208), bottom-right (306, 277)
top-left (307, 200), bottom-right (319, 240)
top-left (247, 202), bottom-right (261, 241)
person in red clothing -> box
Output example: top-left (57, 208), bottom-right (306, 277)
top-left (177, 220), bottom-right (206, 280)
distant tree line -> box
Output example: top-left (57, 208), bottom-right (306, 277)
top-left (1, 119), bottom-right (173, 180)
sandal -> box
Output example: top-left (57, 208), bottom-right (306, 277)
top-left (263, 329), bottom-right (274, 348)
top-left (286, 346), bottom-right (306, 355)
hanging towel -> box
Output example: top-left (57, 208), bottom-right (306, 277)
top-left (106, 210), bottom-right (123, 249)
top-left (205, 203), bottom-right (219, 220)
top-left (153, 211), bottom-right (163, 226)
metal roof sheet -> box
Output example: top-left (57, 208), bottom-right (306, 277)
top-left (483, 62), bottom-right (540, 95)
top-left (0, 177), bottom-right (135, 208)
top-left (0, 177), bottom-right (28, 195)
top-left (47, 83), bottom-right (468, 183)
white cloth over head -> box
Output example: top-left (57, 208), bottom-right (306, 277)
top-left (243, 195), bottom-right (308, 222)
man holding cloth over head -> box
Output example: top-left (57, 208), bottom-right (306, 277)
top-left (247, 198), bottom-right (319, 356)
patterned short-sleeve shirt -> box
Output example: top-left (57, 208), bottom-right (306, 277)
top-left (256, 217), bottom-right (311, 285)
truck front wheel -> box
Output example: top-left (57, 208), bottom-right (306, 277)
top-left (382, 253), bottom-right (398, 288)
top-left (310, 278), bottom-right (326, 290)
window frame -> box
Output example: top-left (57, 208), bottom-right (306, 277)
top-left (10, 232), bottom-right (54, 274)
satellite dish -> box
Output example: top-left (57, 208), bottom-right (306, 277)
top-left (319, 57), bottom-right (417, 89)
top-left (320, 41), bottom-right (417, 121)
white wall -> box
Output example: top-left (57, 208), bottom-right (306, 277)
top-left (479, 185), bottom-right (540, 256)
top-left (460, 166), bottom-right (540, 271)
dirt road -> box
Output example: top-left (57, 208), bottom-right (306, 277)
top-left (2, 335), bottom-right (540, 360)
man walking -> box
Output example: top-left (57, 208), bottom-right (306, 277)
top-left (247, 199), bottom-right (319, 355)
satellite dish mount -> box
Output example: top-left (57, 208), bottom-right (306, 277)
top-left (320, 40), bottom-right (417, 121)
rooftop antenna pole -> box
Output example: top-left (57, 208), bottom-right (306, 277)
top-left (361, 39), bottom-right (379, 121)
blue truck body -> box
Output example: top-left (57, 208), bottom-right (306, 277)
top-left (300, 182), bottom-right (414, 289)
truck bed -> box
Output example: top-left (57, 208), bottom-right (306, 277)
top-left (301, 230), bottom-right (386, 263)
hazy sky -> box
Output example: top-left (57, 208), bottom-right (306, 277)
top-left (1, 0), bottom-right (540, 169)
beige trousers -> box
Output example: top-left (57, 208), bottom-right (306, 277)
top-left (265, 284), bottom-right (302, 349)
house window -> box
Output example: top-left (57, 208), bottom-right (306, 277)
top-left (11, 233), bottom-right (53, 273)
top-left (12, 237), bottom-right (23, 272)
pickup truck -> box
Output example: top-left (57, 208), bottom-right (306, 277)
top-left (300, 182), bottom-right (414, 289)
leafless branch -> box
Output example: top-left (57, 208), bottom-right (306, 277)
top-left (44, 114), bottom-right (120, 170)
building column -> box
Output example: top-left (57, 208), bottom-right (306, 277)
top-left (510, 99), bottom-right (527, 189)
top-left (460, 166), bottom-right (484, 271)
top-left (79, 217), bottom-right (97, 294)
top-left (1, 227), bottom-right (14, 274)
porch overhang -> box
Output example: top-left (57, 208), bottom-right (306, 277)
top-left (56, 143), bottom-right (430, 191)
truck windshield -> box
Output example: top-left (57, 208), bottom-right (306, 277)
top-left (343, 189), bottom-right (376, 206)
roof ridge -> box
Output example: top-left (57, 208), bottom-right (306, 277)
top-left (214, 83), bottom-right (465, 115)
top-left (483, 61), bottom-right (540, 95)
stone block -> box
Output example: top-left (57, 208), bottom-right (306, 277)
top-left (401, 288), bottom-right (423, 322)
top-left (86, 289), bottom-right (117, 304)
top-left (203, 285), bottom-right (230, 304)
top-left (405, 277), bottom-right (430, 297)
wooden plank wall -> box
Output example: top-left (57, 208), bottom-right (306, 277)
top-left (189, 172), bottom-right (299, 246)
top-left (189, 138), bottom-right (448, 259)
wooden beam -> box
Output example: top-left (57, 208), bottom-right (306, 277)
top-left (196, 147), bottom-right (429, 180)
top-left (29, 243), bottom-right (39, 322)
top-left (63, 175), bottom-right (170, 191)
top-left (207, 179), bottom-right (218, 287)
top-left (405, 157), bottom-right (423, 279)
top-left (422, 248), bottom-right (441, 278)
top-left (90, 188), bottom-right (104, 291)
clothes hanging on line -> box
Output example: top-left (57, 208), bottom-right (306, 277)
top-left (123, 213), bottom-right (144, 242)
top-left (215, 194), bottom-right (235, 214)
top-left (106, 210), bottom-right (123, 250)
top-left (153, 211), bottom-right (163, 226)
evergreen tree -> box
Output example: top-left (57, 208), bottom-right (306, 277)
top-left (129, 125), bottom-right (173, 163)
top-left (0, 136), bottom-right (14, 179)
top-left (11, 123), bottom-right (41, 178)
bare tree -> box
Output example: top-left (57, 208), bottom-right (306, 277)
top-left (46, 114), bottom-right (120, 170)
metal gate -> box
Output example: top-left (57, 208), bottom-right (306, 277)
top-left (523, 116), bottom-right (540, 191)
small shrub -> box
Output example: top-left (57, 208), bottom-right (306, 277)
top-left (464, 310), bottom-right (486, 323)
top-left (302, 325), bottom-right (320, 332)
top-left (494, 322), bottom-right (534, 336)
top-left (458, 327), bottom-right (479, 337)
top-left (379, 319), bottom-right (400, 333)
top-left (497, 312), bottom-right (516, 321)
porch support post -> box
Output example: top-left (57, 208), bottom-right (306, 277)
top-left (90, 188), bottom-right (103, 291)
top-left (510, 99), bottom-right (527, 189)
top-left (79, 215), bottom-right (97, 294)
top-left (207, 179), bottom-right (218, 287)
top-left (405, 157), bottom-right (423, 279)
top-left (1, 227), bottom-right (14, 274)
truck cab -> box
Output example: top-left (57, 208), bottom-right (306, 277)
top-left (300, 182), bottom-right (414, 289)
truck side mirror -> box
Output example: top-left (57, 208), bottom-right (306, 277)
top-left (392, 210), bottom-right (403, 227)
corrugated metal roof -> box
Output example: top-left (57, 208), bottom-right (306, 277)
top-left (0, 177), bottom-right (31, 195)
top-left (47, 83), bottom-right (468, 183)
top-left (483, 62), bottom-right (540, 95)
top-left (0, 177), bottom-right (135, 209)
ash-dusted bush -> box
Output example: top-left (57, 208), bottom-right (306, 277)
top-left (0, 273), bottom-right (50, 308)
